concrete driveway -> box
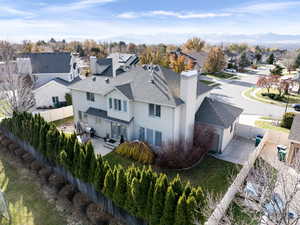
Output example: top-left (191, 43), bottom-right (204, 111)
top-left (212, 136), bottom-right (255, 165)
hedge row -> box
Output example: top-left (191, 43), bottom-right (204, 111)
top-left (1, 112), bottom-right (206, 225)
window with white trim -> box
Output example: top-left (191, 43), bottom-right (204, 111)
top-left (149, 104), bottom-right (161, 117)
top-left (86, 92), bottom-right (95, 102)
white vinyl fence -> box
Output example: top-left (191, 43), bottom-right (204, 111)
top-left (32, 105), bottom-right (73, 122)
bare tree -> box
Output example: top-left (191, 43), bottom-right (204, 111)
top-left (204, 157), bottom-right (300, 225)
top-left (282, 51), bottom-right (298, 74)
top-left (0, 41), bottom-right (34, 117)
top-left (234, 158), bottom-right (299, 225)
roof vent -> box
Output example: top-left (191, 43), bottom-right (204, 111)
top-left (92, 77), bottom-right (96, 82)
top-left (105, 78), bottom-right (110, 84)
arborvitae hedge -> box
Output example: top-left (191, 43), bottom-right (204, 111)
top-left (0, 112), bottom-right (205, 224)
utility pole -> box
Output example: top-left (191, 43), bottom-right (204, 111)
top-left (284, 94), bottom-right (290, 114)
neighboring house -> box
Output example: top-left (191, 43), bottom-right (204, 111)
top-left (33, 77), bottom-right (81, 108)
top-left (224, 50), bottom-right (239, 68)
top-left (170, 48), bottom-right (208, 73)
top-left (90, 53), bottom-right (139, 77)
top-left (16, 52), bottom-right (81, 108)
top-left (69, 64), bottom-right (242, 152)
top-left (287, 114), bottom-right (300, 165)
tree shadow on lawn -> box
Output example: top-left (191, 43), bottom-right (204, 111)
top-left (0, 153), bottom-right (66, 225)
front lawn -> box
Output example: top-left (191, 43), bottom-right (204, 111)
top-left (0, 153), bottom-right (66, 225)
top-left (256, 88), bottom-right (300, 105)
top-left (206, 72), bottom-right (237, 80)
top-left (104, 152), bottom-right (240, 195)
top-left (255, 120), bottom-right (290, 133)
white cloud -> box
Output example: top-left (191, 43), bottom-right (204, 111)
top-left (45, 0), bottom-right (116, 12)
top-left (0, 6), bottom-right (35, 17)
top-left (117, 10), bottom-right (232, 19)
top-left (233, 1), bottom-right (300, 13)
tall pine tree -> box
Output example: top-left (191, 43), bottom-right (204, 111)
top-left (160, 186), bottom-right (176, 225)
top-left (174, 194), bottom-right (188, 225)
top-left (113, 166), bottom-right (127, 207)
top-left (102, 168), bottom-right (115, 198)
top-left (150, 174), bottom-right (168, 225)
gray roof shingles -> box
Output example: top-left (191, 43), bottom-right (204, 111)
top-left (34, 76), bottom-right (81, 90)
top-left (95, 58), bottom-right (113, 77)
top-left (69, 65), bottom-right (213, 107)
top-left (20, 52), bottom-right (71, 74)
top-left (195, 97), bottom-right (243, 128)
top-left (289, 114), bottom-right (300, 142)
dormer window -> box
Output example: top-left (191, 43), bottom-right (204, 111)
top-left (149, 104), bottom-right (161, 117)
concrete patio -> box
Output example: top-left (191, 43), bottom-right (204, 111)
top-left (91, 138), bottom-right (113, 156)
top-left (212, 136), bottom-right (256, 165)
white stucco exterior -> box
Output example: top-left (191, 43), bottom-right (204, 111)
top-left (33, 81), bottom-right (69, 107)
top-left (70, 69), bottom-right (240, 152)
top-left (221, 118), bottom-right (238, 151)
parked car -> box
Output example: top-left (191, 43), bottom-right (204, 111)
top-left (225, 69), bottom-right (237, 73)
top-left (292, 104), bottom-right (300, 112)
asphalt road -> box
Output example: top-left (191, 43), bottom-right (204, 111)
top-left (209, 72), bottom-right (293, 118)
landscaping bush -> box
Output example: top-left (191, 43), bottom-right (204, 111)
top-left (281, 112), bottom-right (295, 129)
top-left (261, 93), bottom-right (286, 102)
top-left (0, 112), bottom-right (205, 224)
top-left (156, 125), bottom-right (214, 169)
top-left (115, 141), bottom-right (155, 164)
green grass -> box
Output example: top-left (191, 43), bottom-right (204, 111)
top-left (206, 72), bottom-right (237, 80)
top-left (104, 152), bottom-right (240, 194)
top-left (255, 120), bottom-right (290, 133)
top-left (256, 88), bottom-right (300, 105)
top-left (52, 116), bottom-right (74, 127)
top-left (243, 88), bottom-right (287, 106)
top-left (0, 153), bottom-right (66, 225)
top-left (229, 201), bottom-right (259, 225)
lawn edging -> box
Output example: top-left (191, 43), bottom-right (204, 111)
top-left (0, 128), bottom-right (147, 225)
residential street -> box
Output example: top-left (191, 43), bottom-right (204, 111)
top-left (210, 71), bottom-right (293, 118)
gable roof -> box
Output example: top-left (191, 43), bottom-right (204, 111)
top-left (289, 114), bottom-right (300, 143)
top-left (34, 76), bottom-right (81, 90)
top-left (171, 49), bottom-right (208, 68)
top-left (115, 83), bottom-right (134, 100)
top-left (195, 97), bottom-right (243, 128)
top-left (20, 52), bottom-right (72, 74)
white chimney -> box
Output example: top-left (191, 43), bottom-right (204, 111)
top-left (180, 70), bottom-right (198, 148)
top-left (90, 56), bottom-right (97, 75)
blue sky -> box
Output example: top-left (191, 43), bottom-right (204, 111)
top-left (0, 0), bottom-right (300, 44)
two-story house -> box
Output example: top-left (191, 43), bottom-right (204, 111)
top-left (69, 65), bottom-right (242, 153)
top-left (170, 48), bottom-right (208, 74)
top-left (17, 52), bottom-right (81, 108)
